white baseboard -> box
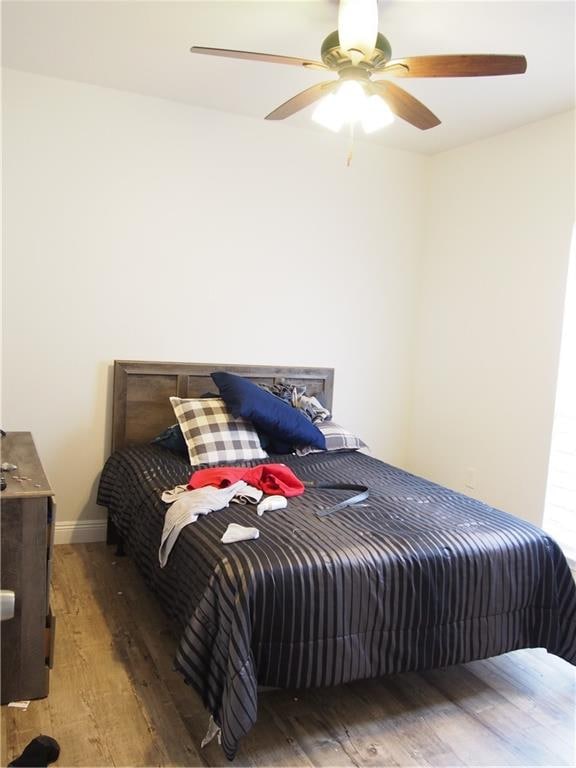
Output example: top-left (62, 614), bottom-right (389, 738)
top-left (54, 519), bottom-right (107, 544)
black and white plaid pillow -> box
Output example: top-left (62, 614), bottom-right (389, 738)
top-left (170, 396), bottom-right (267, 466)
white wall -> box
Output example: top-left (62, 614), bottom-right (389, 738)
top-left (2, 69), bottom-right (427, 530)
top-left (408, 111), bottom-right (575, 525)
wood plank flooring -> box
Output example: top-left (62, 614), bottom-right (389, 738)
top-left (2, 543), bottom-right (575, 767)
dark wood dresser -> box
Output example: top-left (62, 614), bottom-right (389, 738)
top-left (1, 432), bottom-right (56, 703)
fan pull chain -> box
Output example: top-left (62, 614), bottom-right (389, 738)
top-left (346, 122), bottom-right (355, 167)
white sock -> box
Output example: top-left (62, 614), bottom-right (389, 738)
top-left (221, 523), bottom-right (260, 544)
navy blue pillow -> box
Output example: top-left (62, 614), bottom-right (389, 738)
top-left (266, 436), bottom-right (295, 455)
top-left (211, 371), bottom-right (326, 451)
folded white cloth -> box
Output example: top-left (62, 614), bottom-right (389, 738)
top-left (221, 523), bottom-right (260, 544)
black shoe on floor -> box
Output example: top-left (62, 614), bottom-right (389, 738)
top-left (8, 735), bottom-right (60, 767)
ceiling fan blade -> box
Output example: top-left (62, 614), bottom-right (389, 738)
top-left (190, 46), bottom-right (327, 71)
top-left (266, 81), bottom-right (339, 120)
top-left (379, 54), bottom-right (527, 78)
top-left (369, 80), bottom-right (441, 130)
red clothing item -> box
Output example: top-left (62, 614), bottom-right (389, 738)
top-left (187, 463), bottom-right (304, 497)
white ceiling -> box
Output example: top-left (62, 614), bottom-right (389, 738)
top-left (2, 0), bottom-right (574, 154)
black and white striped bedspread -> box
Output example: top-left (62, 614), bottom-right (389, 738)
top-left (97, 446), bottom-right (576, 759)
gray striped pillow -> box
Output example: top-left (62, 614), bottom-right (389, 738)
top-left (170, 396), bottom-right (267, 466)
top-left (296, 421), bottom-right (368, 456)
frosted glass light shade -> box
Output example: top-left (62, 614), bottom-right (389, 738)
top-left (311, 93), bottom-right (344, 132)
top-left (361, 95), bottom-right (394, 133)
top-left (338, 0), bottom-right (378, 64)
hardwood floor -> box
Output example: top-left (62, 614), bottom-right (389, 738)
top-left (2, 543), bottom-right (575, 767)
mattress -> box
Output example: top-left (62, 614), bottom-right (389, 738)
top-left (97, 445), bottom-right (576, 759)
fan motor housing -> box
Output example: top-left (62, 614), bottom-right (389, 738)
top-left (320, 30), bottom-right (392, 69)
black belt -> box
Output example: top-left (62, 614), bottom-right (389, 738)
top-left (303, 480), bottom-right (369, 517)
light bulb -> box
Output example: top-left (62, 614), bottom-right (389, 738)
top-left (338, 0), bottom-right (378, 64)
top-left (312, 81), bottom-right (366, 131)
top-left (312, 93), bottom-right (345, 132)
top-left (361, 94), bottom-right (394, 133)
top-left (336, 80), bottom-right (366, 123)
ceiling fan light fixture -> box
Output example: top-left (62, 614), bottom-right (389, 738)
top-left (338, 0), bottom-right (378, 64)
top-left (361, 94), bottom-right (394, 133)
top-left (311, 93), bottom-right (345, 132)
top-left (312, 81), bottom-right (394, 135)
top-left (312, 80), bottom-right (365, 132)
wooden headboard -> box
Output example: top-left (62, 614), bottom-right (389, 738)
top-left (112, 360), bottom-right (334, 452)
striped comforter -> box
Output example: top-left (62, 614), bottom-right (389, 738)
top-left (97, 445), bottom-right (576, 759)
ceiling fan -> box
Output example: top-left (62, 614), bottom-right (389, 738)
top-left (190, 0), bottom-right (527, 135)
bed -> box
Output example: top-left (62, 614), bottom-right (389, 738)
top-left (97, 360), bottom-right (576, 760)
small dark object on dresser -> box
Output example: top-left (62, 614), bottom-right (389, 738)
top-left (8, 735), bottom-right (60, 767)
top-left (0, 477), bottom-right (6, 491)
